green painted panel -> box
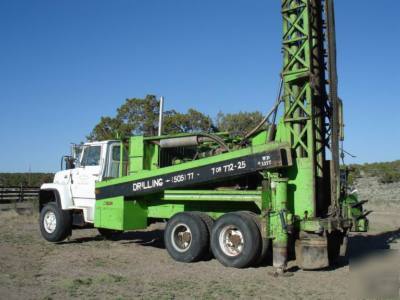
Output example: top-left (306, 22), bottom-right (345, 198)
top-left (95, 196), bottom-right (124, 230)
top-left (147, 203), bottom-right (185, 219)
top-left (251, 131), bottom-right (267, 146)
top-left (95, 196), bottom-right (147, 230)
top-left (286, 158), bottom-right (315, 218)
top-left (129, 136), bottom-right (144, 174)
top-left (124, 200), bottom-right (147, 230)
top-left (130, 136), bottom-right (144, 157)
top-left (143, 143), bottom-right (159, 170)
top-left (162, 190), bottom-right (262, 209)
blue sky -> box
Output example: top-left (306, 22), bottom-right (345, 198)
top-left (0, 0), bottom-right (398, 172)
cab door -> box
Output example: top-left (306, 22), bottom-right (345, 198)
top-left (71, 145), bottom-right (103, 214)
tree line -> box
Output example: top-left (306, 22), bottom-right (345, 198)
top-left (0, 173), bottom-right (54, 187)
top-left (87, 95), bottom-right (266, 141)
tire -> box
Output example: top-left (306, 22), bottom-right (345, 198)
top-left (39, 202), bottom-right (72, 242)
top-left (242, 211), bottom-right (270, 266)
top-left (211, 212), bottom-right (261, 268)
top-left (164, 212), bottom-right (209, 263)
top-left (190, 212), bottom-right (214, 234)
top-left (97, 228), bottom-right (123, 240)
top-left (191, 212), bottom-right (214, 259)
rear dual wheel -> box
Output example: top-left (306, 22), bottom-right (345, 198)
top-left (211, 212), bottom-right (262, 268)
top-left (165, 211), bottom-right (264, 269)
top-left (164, 212), bottom-right (211, 263)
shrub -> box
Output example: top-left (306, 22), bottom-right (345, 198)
top-left (379, 171), bottom-right (400, 184)
top-left (346, 160), bottom-right (400, 185)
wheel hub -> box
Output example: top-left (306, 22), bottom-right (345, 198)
top-left (219, 225), bottom-right (244, 257)
top-left (43, 211), bottom-right (57, 234)
top-left (171, 224), bottom-right (192, 252)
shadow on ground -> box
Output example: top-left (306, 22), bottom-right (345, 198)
top-left (60, 228), bottom-right (400, 269)
top-left (348, 228), bottom-right (400, 259)
top-left (118, 230), bottom-right (165, 248)
top-left (60, 229), bottom-right (165, 249)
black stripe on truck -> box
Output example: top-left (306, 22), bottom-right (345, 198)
top-left (96, 148), bottom-right (290, 200)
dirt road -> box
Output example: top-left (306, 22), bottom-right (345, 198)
top-left (0, 206), bottom-right (399, 299)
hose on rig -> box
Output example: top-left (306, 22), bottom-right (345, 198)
top-left (241, 78), bottom-right (284, 144)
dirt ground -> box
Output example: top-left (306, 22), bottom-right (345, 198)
top-left (0, 178), bottom-right (399, 299)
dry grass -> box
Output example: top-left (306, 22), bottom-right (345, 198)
top-left (0, 177), bottom-right (399, 299)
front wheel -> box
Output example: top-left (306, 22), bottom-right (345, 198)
top-left (39, 202), bottom-right (72, 242)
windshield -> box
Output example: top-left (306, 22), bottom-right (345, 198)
top-left (81, 146), bottom-right (101, 166)
top-left (72, 144), bottom-right (84, 161)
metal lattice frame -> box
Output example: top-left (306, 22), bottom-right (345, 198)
top-left (282, 0), bottom-right (330, 215)
top-left (282, 0), bottom-right (313, 157)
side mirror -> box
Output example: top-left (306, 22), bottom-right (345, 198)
top-left (61, 155), bottom-right (76, 170)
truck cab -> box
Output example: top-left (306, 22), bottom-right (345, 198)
top-left (39, 141), bottom-right (126, 230)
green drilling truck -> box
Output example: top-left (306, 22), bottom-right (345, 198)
top-left (39, 0), bottom-right (369, 273)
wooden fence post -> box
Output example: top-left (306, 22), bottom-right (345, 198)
top-left (20, 184), bottom-right (24, 203)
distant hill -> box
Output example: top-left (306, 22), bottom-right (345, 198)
top-left (0, 173), bottom-right (54, 187)
top-left (348, 160), bottom-right (400, 184)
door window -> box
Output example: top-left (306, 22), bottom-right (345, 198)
top-left (105, 145), bottom-right (129, 179)
top-left (107, 145), bottom-right (121, 178)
